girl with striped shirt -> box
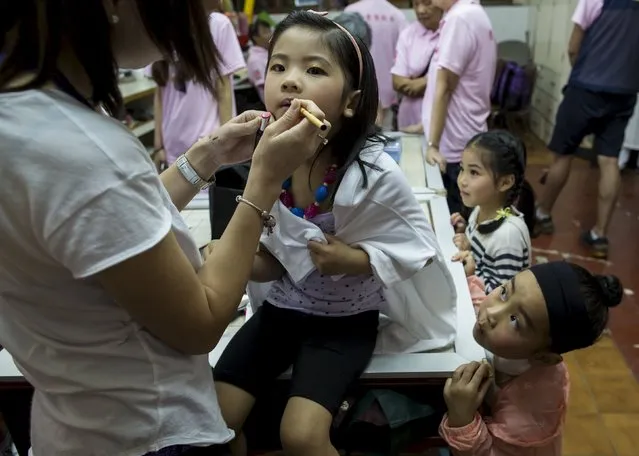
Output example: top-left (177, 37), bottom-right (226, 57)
top-left (450, 130), bottom-right (533, 292)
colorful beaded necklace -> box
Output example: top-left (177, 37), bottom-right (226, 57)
top-left (280, 164), bottom-right (338, 219)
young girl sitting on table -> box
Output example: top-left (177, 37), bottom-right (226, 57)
top-left (213, 10), bottom-right (457, 456)
top-left (440, 258), bottom-right (623, 455)
top-left (450, 130), bottom-right (534, 292)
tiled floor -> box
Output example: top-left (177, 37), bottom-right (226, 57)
top-left (524, 135), bottom-right (639, 455)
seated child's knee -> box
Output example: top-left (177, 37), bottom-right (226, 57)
top-left (280, 415), bottom-right (330, 453)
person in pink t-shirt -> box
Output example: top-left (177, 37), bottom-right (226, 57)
top-left (151, 10), bottom-right (246, 166)
top-left (438, 258), bottom-right (623, 456)
top-left (345, 0), bottom-right (407, 130)
top-left (246, 19), bottom-right (272, 103)
top-left (422, 0), bottom-right (496, 215)
top-left (391, 0), bottom-right (442, 133)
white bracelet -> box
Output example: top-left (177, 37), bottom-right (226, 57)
top-left (176, 154), bottom-right (215, 191)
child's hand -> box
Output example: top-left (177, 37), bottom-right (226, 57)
top-left (450, 212), bottom-right (467, 233)
top-left (452, 250), bottom-right (476, 277)
top-left (308, 234), bottom-right (372, 276)
top-left (426, 146), bottom-right (446, 173)
top-left (444, 361), bottom-right (492, 428)
top-left (453, 233), bottom-right (471, 251)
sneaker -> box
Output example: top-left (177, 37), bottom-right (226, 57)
top-left (533, 215), bottom-right (554, 237)
top-left (580, 230), bottom-right (609, 259)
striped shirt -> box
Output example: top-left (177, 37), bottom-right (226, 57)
top-left (466, 207), bottom-right (531, 292)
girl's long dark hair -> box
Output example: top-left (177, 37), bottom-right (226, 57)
top-left (0, 0), bottom-right (221, 115)
top-left (467, 130), bottom-right (535, 235)
top-left (268, 11), bottom-right (383, 193)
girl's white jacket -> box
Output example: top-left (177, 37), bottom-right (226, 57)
top-left (246, 142), bottom-right (457, 354)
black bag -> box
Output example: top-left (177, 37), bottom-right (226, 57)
top-left (208, 164), bottom-right (251, 240)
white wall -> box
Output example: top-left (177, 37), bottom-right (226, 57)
top-left (272, 5), bottom-right (531, 44)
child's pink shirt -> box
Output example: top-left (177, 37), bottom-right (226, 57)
top-left (439, 277), bottom-right (570, 456)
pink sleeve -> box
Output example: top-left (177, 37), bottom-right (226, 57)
top-left (439, 414), bottom-right (541, 456)
top-left (390, 29), bottom-right (411, 77)
top-left (572, 0), bottom-right (604, 30)
top-left (210, 15), bottom-right (247, 77)
top-left (436, 16), bottom-right (475, 77)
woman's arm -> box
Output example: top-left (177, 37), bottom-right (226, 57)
top-left (97, 100), bottom-right (329, 355)
top-left (392, 74), bottom-right (412, 94)
top-left (428, 68), bottom-right (459, 149)
top-left (216, 75), bottom-right (234, 125)
top-left (98, 174), bottom-right (280, 355)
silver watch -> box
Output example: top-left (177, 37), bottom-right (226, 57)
top-left (176, 154), bottom-right (215, 191)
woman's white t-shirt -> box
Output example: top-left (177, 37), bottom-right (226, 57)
top-left (0, 89), bottom-right (233, 455)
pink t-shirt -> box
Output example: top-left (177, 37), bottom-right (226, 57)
top-left (345, 0), bottom-right (408, 109)
top-left (572, 0), bottom-right (604, 30)
top-left (439, 285), bottom-right (569, 456)
top-left (161, 12), bottom-right (246, 164)
top-left (391, 21), bottom-right (439, 128)
top-left (247, 45), bottom-right (269, 103)
top-left (421, 0), bottom-right (496, 163)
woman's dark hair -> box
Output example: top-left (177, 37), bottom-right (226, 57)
top-left (249, 19), bottom-right (271, 44)
top-left (0, 0), bottom-right (221, 115)
top-left (332, 12), bottom-right (372, 48)
top-left (569, 263), bottom-right (623, 344)
top-left (269, 11), bottom-right (381, 193)
top-left (466, 130), bottom-right (535, 235)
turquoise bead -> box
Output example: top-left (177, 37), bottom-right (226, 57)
top-left (291, 207), bottom-right (305, 218)
top-left (315, 184), bottom-right (329, 202)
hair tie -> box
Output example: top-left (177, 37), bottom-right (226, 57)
top-left (307, 10), bottom-right (363, 89)
top-left (496, 207), bottom-right (512, 220)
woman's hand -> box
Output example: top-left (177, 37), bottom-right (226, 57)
top-left (193, 110), bottom-right (272, 169)
top-left (453, 233), bottom-right (471, 251)
top-left (450, 212), bottom-right (467, 233)
top-left (308, 234), bottom-right (372, 276)
top-left (452, 250), bottom-right (476, 277)
top-left (426, 145), bottom-right (446, 173)
top-left (249, 99), bottom-right (332, 189)
top-left (399, 123), bottom-right (423, 135)
top-left (444, 361), bottom-right (493, 428)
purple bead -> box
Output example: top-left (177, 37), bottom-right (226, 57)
top-left (325, 168), bottom-right (337, 184)
top-left (280, 191), bottom-right (293, 208)
top-left (291, 207), bottom-right (305, 218)
top-left (304, 203), bottom-right (319, 219)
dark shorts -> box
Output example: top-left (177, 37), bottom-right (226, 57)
top-left (213, 302), bottom-right (379, 415)
top-left (549, 85), bottom-right (637, 158)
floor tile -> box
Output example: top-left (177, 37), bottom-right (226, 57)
top-left (575, 345), bottom-right (633, 377)
top-left (586, 372), bottom-right (639, 413)
top-left (562, 413), bottom-right (616, 455)
top-left (564, 354), bottom-right (598, 415)
top-left (601, 413), bottom-right (639, 456)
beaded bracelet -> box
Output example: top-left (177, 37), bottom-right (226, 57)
top-left (236, 196), bottom-right (276, 235)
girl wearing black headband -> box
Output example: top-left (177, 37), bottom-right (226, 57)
top-left (440, 260), bottom-right (623, 455)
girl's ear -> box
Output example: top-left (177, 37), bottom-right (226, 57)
top-left (342, 90), bottom-right (362, 118)
top-left (497, 174), bottom-right (515, 193)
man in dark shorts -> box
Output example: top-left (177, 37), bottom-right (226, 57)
top-left (534, 0), bottom-right (639, 259)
